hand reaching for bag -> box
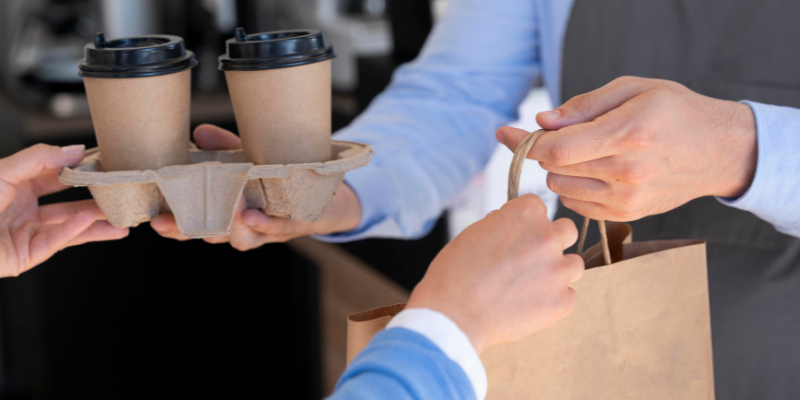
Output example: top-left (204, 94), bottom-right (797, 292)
top-left (0, 144), bottom-right (129, 277)
top-left (497, 76), bottom-right (757, 222)
top-left (150, 124), bottom-right (362, 250)
top-left (407, 194), bottom-right (584, 353)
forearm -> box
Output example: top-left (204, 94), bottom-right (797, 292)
top-left (320, 0), bottom-right (541, 241)
top-left (717, 101), bottom-right (800, 237)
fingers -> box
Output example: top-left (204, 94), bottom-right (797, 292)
top-left (150, 214), bottom-right (192, 241)
top-left (497, 113), bottom-right (628, 167)
top-left (546, 173), bottom-right (609, 203)
top-left (30, 169), bottom-right (71, 197)
top-left (502, 193), bottom-right (548, 216)
top-left (552, 218), bottom-right (579, 250)
top-left (536, 76), bottom-right (652, 130)
top-left (0, 144), bottom-right (85, 187)
top-left (202, 235), bottom-right (230, 245)
top-left (64, 220), bottom-right (129, 247)
top-left (0, 144), bottom-right (86, 211)
top-left (28, 210), bottom-right (96, 269)
top-left (559, 196), bottom-right (633, 222)
top-left (495, 126), bottom-right (529, 149)
top-left (241, 209), bottom-right (313, 237)
top-left (193, 124), bottom-right (243, 150)
top-left (38, 200), bottom-right (106, 225)
top-left (562, 254), bottom-right (585, 284)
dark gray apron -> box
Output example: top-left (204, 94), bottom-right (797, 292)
top-left (558, 1), bottom-right (800, 399)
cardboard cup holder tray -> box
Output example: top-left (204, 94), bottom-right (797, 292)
top-left (59, 141), bottom-right (372, 238)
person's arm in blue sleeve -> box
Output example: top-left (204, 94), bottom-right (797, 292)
top-left (716, 101), bottom-right (800, 237)
top-left (149, 0), bottom-right (555, 248)
top-left (329, 315), bottom-right (480, 400)
top-left (321, 0), bottom-right (542, 241)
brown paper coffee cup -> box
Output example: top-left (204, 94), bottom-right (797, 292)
top-left (225, 60), bottom-right (331, 165)
top-left (84, 70), bottom-right (192, 171)
top-left (78, 33), bottom-right (197, 172)
top-left (219, 28), bottom-right (336, 166)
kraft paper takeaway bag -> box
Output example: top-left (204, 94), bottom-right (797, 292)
top-left (346, 130), bottom-right (715, 399)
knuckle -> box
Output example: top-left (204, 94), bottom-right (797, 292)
top-left (31, 143), bottom-right (53, 154)
top-left (27, 143), bottom-right (54, 161)
top-left (570, 94), bottom-right (595, 118)
top-left (229, 239), bottom-right (252, 252)
top-left (614, 189), bottom-right (644, 210)
top-left (655, 78), bottom-right (683, 91)
top-left (538, 229), bottom-right (562, 249)
top-left (545, 173), bottom-right (566, 195)
top-left (615, 75), bottom-right (636, 84)
top-left (555, 218), bottom-right (579, 245)
top-left (546, 142), bottom-right (574, 166)
top-left (624, 124), bottom-right (652, 149)
top-left (515, 194), bottom-right (547, 219)
top-left (616, 75), bottom-right (646, 87)
top-left (617, 165), bottom-right (650, 185)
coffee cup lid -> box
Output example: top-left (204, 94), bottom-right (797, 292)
top-left (218, 28), bottom-right (336, 71)
top-left (77, 32), bottom-right (197, 78)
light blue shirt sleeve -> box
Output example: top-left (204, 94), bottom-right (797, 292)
top-left (320, 0), bottom-right (542, 241)
top-left (717, 101), bottom-right (800, 238)
top-left (329, 328), bottom-right (476, 400)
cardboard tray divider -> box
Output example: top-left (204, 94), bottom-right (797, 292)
top-left (59, 141), bottom-right (372, 238)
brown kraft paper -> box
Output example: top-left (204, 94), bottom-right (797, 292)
top-left (345, 130), bottom-right (714, 399)
top-left (225, 60), bottom-right (332, 166)
top-left (84, 70), bottom-right (192, 171)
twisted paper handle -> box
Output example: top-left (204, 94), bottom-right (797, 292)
top-left (507, 129), bottom-right (611, 265)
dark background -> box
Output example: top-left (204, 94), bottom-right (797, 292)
top-left (0, 0), bottom-right (446, 398)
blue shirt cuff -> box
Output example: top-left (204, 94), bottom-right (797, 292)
top-left (716, 101), bottom-right (800, 236)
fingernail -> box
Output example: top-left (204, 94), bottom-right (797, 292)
top-left (245, 218), bottom-right (256, 227)
top-left (61, 144), bottom-right (85, 155)
top-left (542, 109), bottom-right (561, 121)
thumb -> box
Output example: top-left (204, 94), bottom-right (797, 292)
top-left (536, 76), bottom-right (652, 130)
top-left (496, 126), bottom-right (532, 155)
top-left (194, 124), bottom-right (243, 150)
top-left (0, 144), bottom-right (85, 187)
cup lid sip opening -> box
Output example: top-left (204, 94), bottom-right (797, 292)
top-left (218, 28), bottom-right (336, 71)
top-left (77, 32), bottom-right (197, 78)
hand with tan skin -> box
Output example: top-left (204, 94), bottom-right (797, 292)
top-left (150, 124), bottom-right (362, 250)
top-left (496, 76), bottom-right (758, 222)
top-left (407, 194), bottom-right (584, 353)
top-left (0, 144), bottom-right (129, 277)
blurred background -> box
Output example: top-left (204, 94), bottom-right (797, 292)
top-left (0, 0), bottom-right (553, 398)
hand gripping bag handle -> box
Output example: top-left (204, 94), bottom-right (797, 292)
top-left (508, 129), bottom-right (611, 265)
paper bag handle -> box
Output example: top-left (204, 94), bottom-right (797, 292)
top-left (508, 129), bottom-right (612, 265)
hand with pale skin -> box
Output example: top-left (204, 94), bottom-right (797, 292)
top-left (407, 194), bottom-right (584, 353)
top-left (151, 124), bottom-right (362, 250)
top-left (0, 144), bottom-right (129, 277)
top-left (497, 76), bottom-right (758, 222)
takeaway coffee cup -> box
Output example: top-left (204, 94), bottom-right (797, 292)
top-left (78, 32), bottom-right (197, 171)
top-left (219, 28), bottom-right (336, 165)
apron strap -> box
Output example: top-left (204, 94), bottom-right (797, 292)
top-left (508, 129), bottom-right (612, 265)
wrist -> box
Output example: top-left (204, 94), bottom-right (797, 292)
top-left (407, 294), bottom-right (489, 354)
top-left (713, 101), bottom-right (757, 199)
top-left (319, 183), bottom-right (361, 234)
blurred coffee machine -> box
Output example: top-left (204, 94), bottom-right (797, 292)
top-left (0, 0), bottom-right (240, 153)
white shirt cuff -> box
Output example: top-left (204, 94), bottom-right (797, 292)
top-left (386, 308), bottom-right (488, 400)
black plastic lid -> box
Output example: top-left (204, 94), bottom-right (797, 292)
top-left (77, 32), bottom-right (197, 78)
top-left (218, 28), bottom-right (336, 71)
